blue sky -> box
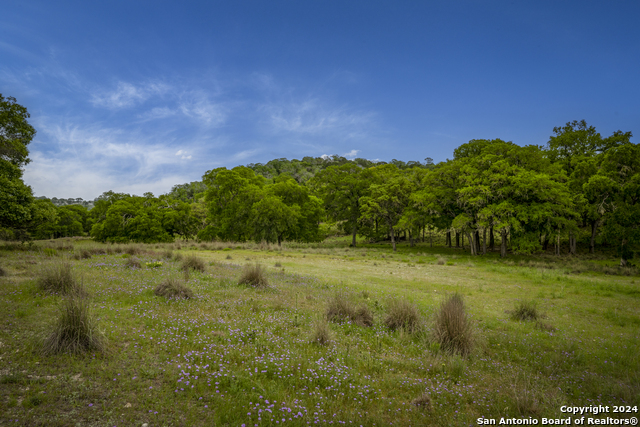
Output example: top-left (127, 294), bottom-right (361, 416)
top-left (2, 1), bottom-right (639, 199)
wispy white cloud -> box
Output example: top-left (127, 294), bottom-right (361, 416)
top-left (91, 81), bottom-right (170, 109)
top-left (264, 99), bottom-right (373, 136)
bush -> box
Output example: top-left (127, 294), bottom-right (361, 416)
top-left (0, 265), bottom-right (6, 277)
top-left (38, 260), bottom-right (85, 295)
top-left (238, 264), bottom-right (268, 287)
top-left (310, 319), bottom-right (332, 346)
top-left (511, 300), bottom-right (539, 321)
top-left (384, 298), bottom-right (422, 333)
top-left (42, 292), bottom-right (105, 355)
top-left (181, 255), bottom-right (206, 272)
top-left (433, 293), bottom-right (473, 357)
top-left (154, 278), bottom-right (194, 299)
top-left (326, 293), bottom-right (374, 327)
top-left (125, 256), bottom-right (142, 269)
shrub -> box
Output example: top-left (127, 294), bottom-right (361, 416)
top-left (125, 256), bottom-right (142, 269)
top-left (436, 256), bottom-right (446, 265)
top-left (145, 261), bottom-right (163, 268)
top-left (226, 254), bottom-right (233, 260)
top-left (384, 298), bottom-right (422, 333)
top-left (154, 277), bottom-right (194, 299)
top-left (326, 293), bottom-right (374, 327)
top-left (0, 265), bottom-right (6, 277)
top-left (274, 262), bottom-right (282, 267)
top-left (433, 293), bottom-right (473, 357)
top-left (511, 300), bottom-right (539, 321)
top-left (38, 260), bottom-right (85, 295)
top-left (181, 255), bottom-right (206, 272)
top-left (42, 292), bottom-right (105, 355)
top-left (238, 264), bottom-right (268, 287)
top-left (162, 250), bottom-right (173, 259)
top-left (310, 319), bottom-right (332, 346)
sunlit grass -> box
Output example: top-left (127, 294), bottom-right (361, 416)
top-left (0, 238), bottom-right (638, 425)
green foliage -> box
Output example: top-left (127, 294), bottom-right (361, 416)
top-left (90, 192), bottom-right (192, 243)
top-left (511, 300), bottom-right (539, 321)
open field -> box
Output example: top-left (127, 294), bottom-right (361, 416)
top-left (1, 238), bottom-right (638, 426)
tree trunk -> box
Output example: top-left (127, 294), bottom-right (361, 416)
top-left (409, 230), bottom-right (414, 247)
top-left (489, 226), bottom-right (494, 251)
top-left (422, 226), bottom-right (425, 243)
top-left (466, 232), bottom-right (476, 255)
top-left (351, 223), bottom-right (357, 247)
top-left (500, 230), bottom-right (508, 257)
top-left (556, 234), bottom-right (560, 256)
top-left (475, 230), bottom-right (481, 254)
top-left (430, 228), bottom-right (433, 248)
top-left (543, 234), bottom-right (549, 251)
top-left (389, 223), bottom-right (396, 252)
top-left (455, 231), bottom-right (460, 248)
top-left (447, 231), bottom-right (452, 248)
top-left (569, 233), bottom-right (576, 255)
top-left (277, 235), bottom-right (282, 247)
top-left (482, 228), bottom-right (487, 255)
top-left (590, 220), bottom-right (598, 254)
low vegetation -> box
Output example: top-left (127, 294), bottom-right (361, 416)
top-left (384, 297), bottom-right (422, 333)
top-left (0, 238), bottom-right (638, 426)
top-left (433, 293), bottom-right (473, 357)
top-left (238, 263), bottom-right (268, 287)
top-left (153, 277), bottom-right (194, 299)
top-left (42, 289), bottom-right (105, 355)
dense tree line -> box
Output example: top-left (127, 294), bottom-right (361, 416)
top-left (1, 95), bottom-right (638, 263)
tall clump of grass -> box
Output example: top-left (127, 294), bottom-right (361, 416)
top-left (124, 256), bottom-right (142, 269)
top-left (37, 260), bottom-right (85, 296)
top-left (310, 319), bottom-right (332, 346)
top-left (154, 277), bottom-right (194, 299)
top-left (42, 289), bottom-right (105, 355)
top-left (326, 293), bottom-right (374, 327)
top-left (384, 298), bottom-right (422, 333)
top-left (238, 264), bottom-right (269, 287)
top-left (0, 265), bottom-right (7, 276)
top-left (511, 300), bottom-right (539, 321)
top-left (433, 293), bottom-right (473, 357)
top-left (181, 254), bottom-right (206, 272)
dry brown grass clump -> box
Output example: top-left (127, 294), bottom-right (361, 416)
top-left (0, 265), bottom-right (7, 276)
top-left (181, 254), bottom-right (206, 272)
top-left (433, 293), bottom-right (473, 357)
top-left (154, 277), bottom-right (194, 299)
top-left (511, 300), bottom-right (539, 321)
top-left (310, 319), bottom-right (332, 346)
top-left (326, 293), bottom-right (374, 327)
top-left (124, 245), bottom-right (143, 255)
top-left (72, 249), bottom-right (92, 260)
top-left (125, 256), bottom-right (142, 268)
top-left (411, 393), bottom-right (432, 409)
top-left (42, 291), bottom-right (105, 355)
top-left (384, 298), bottom-right (422, 333)
top-left (38, 260), bottom-right (85, 295)
top-left (238, 264), bottom-right (269, 287)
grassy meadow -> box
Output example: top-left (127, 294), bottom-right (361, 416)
top-left (0, 237), bottom-right (638, 426)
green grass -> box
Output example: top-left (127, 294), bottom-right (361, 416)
top-left (0, 238), bottom-right (638, 425)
